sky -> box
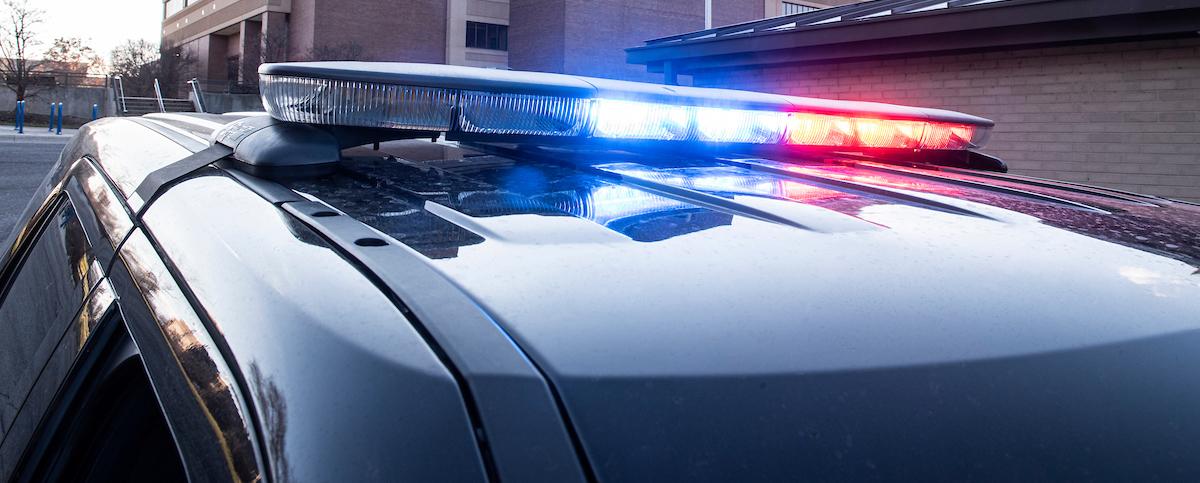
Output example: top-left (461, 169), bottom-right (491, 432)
top-left (33, 0), bottom-right (162, 61)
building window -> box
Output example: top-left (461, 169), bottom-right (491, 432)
top-left (781, 2), bottom-right (820, 15)
top-left (466, 21), bottom-right (508, 51)
top-left (164, 0), bottom-right (186, 19)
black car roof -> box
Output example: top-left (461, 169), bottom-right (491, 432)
top-left (52, 112), bottom-right (1200, 481)
top-left (91, 111), bottom-right (1200, 368)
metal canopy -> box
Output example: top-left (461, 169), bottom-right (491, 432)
top-left (627, 0), bottom-right (1200, 74)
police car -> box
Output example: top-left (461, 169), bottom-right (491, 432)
top-left (2, 62), bottom-right (1199, 482)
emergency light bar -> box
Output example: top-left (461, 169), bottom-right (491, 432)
top-left (259, 62), bottom-right (992, 150)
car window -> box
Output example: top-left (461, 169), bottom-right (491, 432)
top-left (0, 197), bottom-right (99, 439)
top-left (38, 356), bottom-right (187, 482)
top-left (9, 315), bottom-right (187, 483)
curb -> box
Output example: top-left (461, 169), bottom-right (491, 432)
top-left (0, 135), bottom-right (73, 144)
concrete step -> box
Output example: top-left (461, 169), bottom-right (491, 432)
top-left (163, 100), bottom-right (196, 113)
top-left (118, 98), bottom-right (196, 116)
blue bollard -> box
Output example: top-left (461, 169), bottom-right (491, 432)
top-left (92, 104), bottom-right (98, 121)
top-left (48, 104), bottom-right (54, 132)
top-left (56, 102), bottom-right (63, 135)
top-left (16, 101), bottom-right (23, 134)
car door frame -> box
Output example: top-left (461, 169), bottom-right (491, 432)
top-left (1, 156), bottom-right (265, 483)
top-left (0, 162), bottom-right (115, 474)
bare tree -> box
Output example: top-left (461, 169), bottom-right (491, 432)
top-left (44, 37), bottom-right (102, 73)
top-left (111, 39), bottom-right (196, 98)
top-left (43, 36), bottom-right (104, 87)
top-left (158, 44), bottom-right (196, 97)
top-left (0, 0), bottom-right (44, 101)
top-left (109, 39), bottom-right (159, 96)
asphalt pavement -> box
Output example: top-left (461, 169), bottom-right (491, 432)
top-left (0, 128), bottom-right (73, 238)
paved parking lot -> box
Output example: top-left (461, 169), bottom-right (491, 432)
top-left (0, 135), bottom-right (71, 237)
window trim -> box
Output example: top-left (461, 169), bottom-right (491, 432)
top-left (0, 195), bottom-right (66, 303)
top-left (2, 153), bottom-right (263, 482)
top-left (6, 310), bottom-right (145, 480)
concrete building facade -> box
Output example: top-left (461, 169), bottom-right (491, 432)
top-left (161, 0), bottom-right (855, 88)
top-left (627, 0), bottom-right (1200, 202)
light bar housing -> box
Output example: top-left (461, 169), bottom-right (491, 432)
top-left (259, 62), bottom-right (994, 150)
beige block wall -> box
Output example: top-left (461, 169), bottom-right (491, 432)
top-left (694, 38), bottom-right (1200, 201)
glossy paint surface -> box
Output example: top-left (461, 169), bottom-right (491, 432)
top-left (40, 115), bottom-right (1200, 481)
top-left (294, 141), bottom-right (1200, 481)
top-left (143, 173), bottom-right (489, 482)
top-left (117, 230), bottom-right (263, 483)
top-left (64, 118), bottom-right (195, 200)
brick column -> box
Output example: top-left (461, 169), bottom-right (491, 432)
top-left (261, 11), bottom-right (289, 63)
top-left (239, 20), bottom-right (263, 84)
top-left (202, 35), bottom-right (229, 81)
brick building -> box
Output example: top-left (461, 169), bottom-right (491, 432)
top-left (627, 0), bottom-right (1200, 202)
top-left (509, 0), bottom-right (863, 81)
top-left (160, 0), bottom-right (860, 88)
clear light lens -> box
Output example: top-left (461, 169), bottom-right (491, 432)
top-left (694, 107), bottom-right (789, 144)
top-left (459, 91), bottom-right (592, 136)
top-left (785, 113), bottom-right (856, 146)
top-left (260, 74), bottom-right (455, 130)
top-left (591, 100), bottom-right (790, 143)
top-left (592, 99), bottom-right (693, 140)
top-left (920, 123), bottom-right (973, 149)
top-left (969, 125), bottom-right (991, 148)
top-left (854, 118), bottom-right (925, 148)
top-left (785, 114), bottom-right (986, 150)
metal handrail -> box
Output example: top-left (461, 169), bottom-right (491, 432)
top-left (153, 78), bottom-right (166, 113)
top-left (114, 76), bottom-right (128, 113)
top-left (188, 78), bottom-right (207, 113)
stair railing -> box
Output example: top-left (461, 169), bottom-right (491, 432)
top-left (113, 76), bottom-right (128, 114)
top-left (153, 79), bottom-right (166, 113)
top-left (188, 78), bottom-right (207, 113)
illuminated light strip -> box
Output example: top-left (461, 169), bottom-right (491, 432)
top-left (259, 73), bottom-right (990, 150)
top-left (854, 118), bottom-right (925, 149)
top-left (783, 113), bottom-right (987, 150)
top-left (920, 123), bottom-right (977, 150)
top-left (785, 113), bottom-right (856, 147)
top-left (590, 100), bottom-right (790, 143)
top-left (693, 106), bottom-right (789, 144)
top-left (592, 99), bottom-right (694, 141)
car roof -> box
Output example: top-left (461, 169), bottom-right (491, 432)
top-left (100, 112), bottom-right (1200, 370)
top-left (48, 112), bottom-right (1200, 480)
